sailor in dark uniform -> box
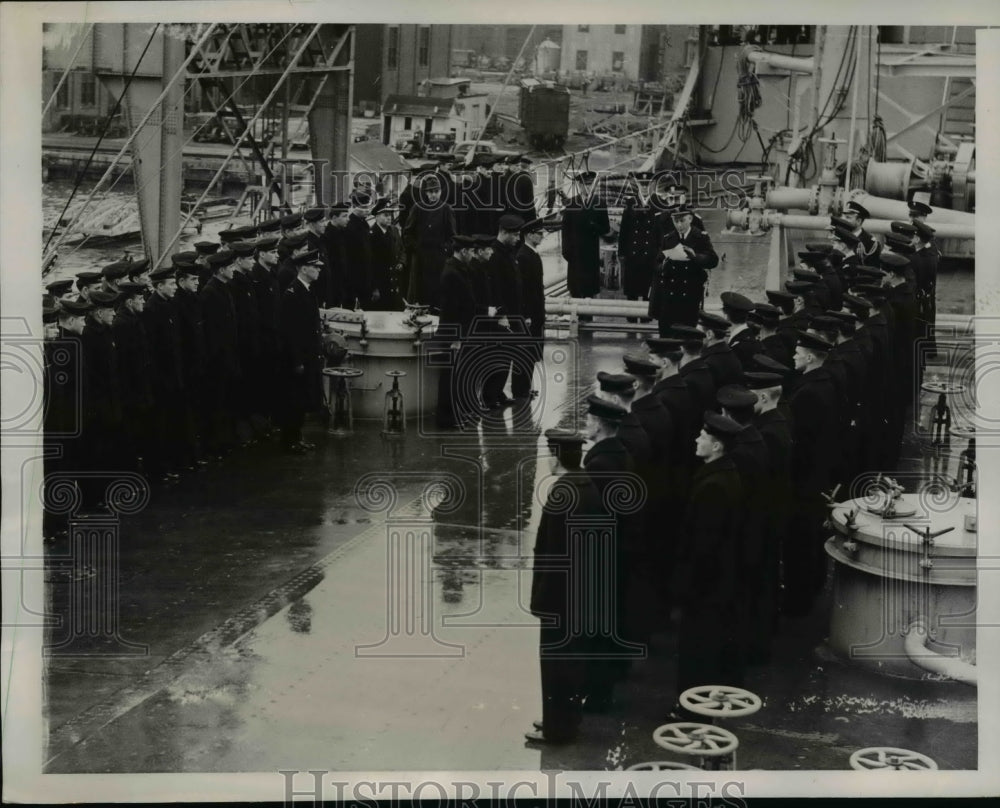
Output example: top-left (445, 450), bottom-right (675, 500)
top-left (720, 291), bottom-right (760, 369)
top-left (717, 384), bottom-right (770, 665)
top-left (651, 182), bottom-right (706, 234)
top-left (746, 370), bottom-right (793, 660)
top-left (277, 231), bottom-right (311, 293)
top-left (673, 324), bottom-right (716, 417)
top-left (277, 251), bottom-right (325, 453)
top-left (647, 335), bottom-right (699, 500)
top-left (75, 270), bottom-right (103, 305)
top-left (194, 241), bottom-right (220, 275)
top-left (513, 217), bottom-right (547, 400)
top-left (343, 190), bottom-right (374, 308)
top-left (882, 250), bottom-right (919, 469)
top-left (910, 219), bottom-right (940, 357)
top-left (483, 214), bottom-right (525, 409)
top-left (435, 235), bottom-right (479, 428)
top-left (503, 155), bottom-right (537, 221)
top-left (45, 278), bottom-right (76, 307)
top-left (112, 281), bottom-right (153, 472)
top-left (792, 266), bottom-right (829, 310)
top-left (525, 429), bottom-right (600, 746)
top-left (697, 310), bottom-right (743, 390)
top-left (125, 256), bottom-right (153, 291)
top-left (101, 260), bottom-right (129, 296)
top-left (850, 284), bottom-right (895, 470)
top-left (561, 171), bottom-right (611, 305)
top-left (751, 302), bottom-right (792, 367)
top-left (617, 182), bottom-right (659, 317)
top-left (80, 290), bottom-right (124, 508)
top-left (840, 202), bottom-right (882, 267)
top-left (907, 199), bottom-right (933, 224)
top-left (403, 174), bottom-right (456, 306)
top-left (250, 236), bottom-right (281, 426)
top-left (581, 394), bottom-right (638, 711)
top-left (318, 203), bottom-right (350, 307)
top-left (784, 329), bottom-right (839, 616)
top-left (624, 352), bottom-right (677, 625)
top-left (143, 266), bottom-right (188, 480)
top-left (830, 226), bottom-right (863, 287)
top-left (174, 261), bottom-right (208, 465)
top-left (200, 250), bottom-right (241, 457)
top-left (651, 205), bottom-right (718, 332)
top-left (229, 241), bottom-right (264, 441)
top-left (827, 308), bottom-right (868, 483)
top-left (595, 371), bottom-right (654, 649)
top-left (669, 411), bottom-right (745, 718)
top-left (369, 198), bottom-right (403, 309)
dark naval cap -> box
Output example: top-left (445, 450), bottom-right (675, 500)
top-left (46, 279), bottom-right (74, 296)
top-left (890, 221), bottom-right (917, 236)
top-left (830, 215), bottom-right (855, 231)
top-left (279, 232), bottom-right (309, 250)
top-left (150, 266), bottom-right (175, 284)
top-left (752, 353), bottom-right (793, 376)
top-left (792, 267), bottom-right (822, 283)
top-left (623, 353), bottom-right (660, 378)
top-left (76, 270), bottom-right (103, 288)
top-left (256, 235), bottom-right (280, 251)
top-left (303, 207), bottom-right (327, 222)
top-left (785, 280), bottom-right (817, 295)
top-left (804, 241), bottom-right (834, 254)
top-left (194, 241), bottom-right (220, 255)
top-left (208, 250), bottom-right (235, 268)
top-left (230, 241), bottom-right (256, 257)
top-left (370, 198), bottom-right (397, 217)
top-left (884, 233), bottom-right (915, 254)
top-left (280, 213), bottom-right (304, 229)
top-left (596, 371), bottom-right (637, 394)
top-left (702, 410), bottom-right (743, 440)
top-left (668, 325), bottom-right (705, 342)
top-left (257, 216), bottom-right (283, 233)
top-left (498, 214), bottom-right (525, 232)
top-left (452, 234), bottom-right (477, 248)
top-left (842, 293), bottom-right (873, 312)
top-left (765, 289), bottom-right (795, 307)
top-left (908, 200), bottom-right (933, 217)
top-left (716, 384), bottom-right (757, 411)
top-left (172, 251), bottom-right (198, 267)
top-left (645, 337), bottom-right (685, 355)
top-left (720, 291), bottom-right (754, 313)
top-left (912, 219), bottom-right (936, 239)
top-left (118, 280), bottom-right (147, 297)
top-left (89, 289), bottom-right (120, 308)
top-left (586, 394), bottom-right (627, 422)
top-left (59, 298), bottom-right (93, 315)
top-left (220, 225), bottom-right (257, 243)
top-left (880, 251), bottom-right (910, 271)
top-left (101, 261), bottom-right (130, 280)
top-left (831, 227), bottom-right (860, 247)
top-left (796, 329), bottom-right (834, 352)
top-left (844, 200), bottom-right (871, 219)
top-left (743, 371), bottom-right (785, 390)
top-left (697, 311), bottom-right (731, 331)
top-left (852, 283), bottom-right (888, 301)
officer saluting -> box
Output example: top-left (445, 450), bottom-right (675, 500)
top-left (651, 204), bottom-right (718, 332)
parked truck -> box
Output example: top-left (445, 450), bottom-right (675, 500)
top-left (518, 78), bottom-right (570, 151)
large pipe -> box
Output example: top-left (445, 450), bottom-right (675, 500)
top-left (766, 187), bottom-right (815, 211)
top-left (848, 190), bottom-right (974, 226)
top-left (773, 212), bottom-right (974, 239)
top-left (744, 48), bottom-right (815, 74)
top-left (904, 618), bottom-right (977, 686)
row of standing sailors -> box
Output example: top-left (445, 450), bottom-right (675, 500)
top-left (526, 205), bottom-right (940, 744)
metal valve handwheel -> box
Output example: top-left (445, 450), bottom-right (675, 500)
top-left (680, 685), bottom-right (762, 719)
top-left (653, 723), bottom-right (739, 757)
top-left (626, 761), bottom-right (700, 771)
top-left (849, 747), bottom-right (938, 771)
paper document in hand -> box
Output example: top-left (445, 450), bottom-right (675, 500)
top-left (664, 244), bottom-right (689, 261)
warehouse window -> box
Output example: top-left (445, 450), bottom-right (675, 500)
top-left (615, 25), bottom-right (627, 35)
top-left (578, 25), bottom-right (589, 33)
top-left (612, 51), bottom-right (624, 72)
top-left (387, 26), bottom-right (399, 69)
top-left (418, 26), bottom-right (430, 67)
top-left (576, 50), bottom-right (588, 70)
top-left (80, 73), bottom-right (96, 106)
